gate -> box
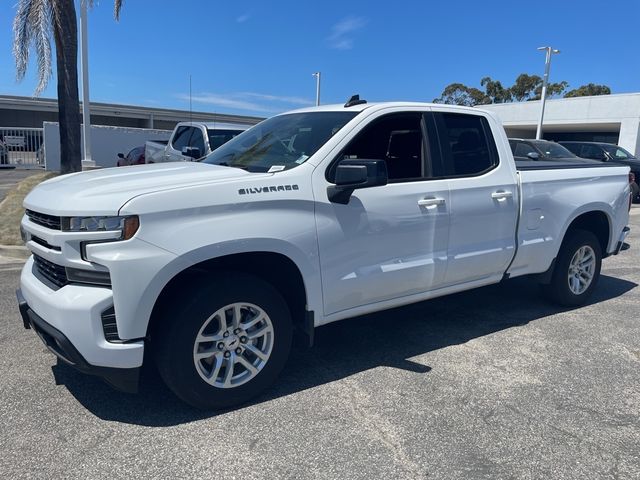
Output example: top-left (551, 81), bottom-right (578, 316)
top-left (0, 128), bottom-right (45, 168)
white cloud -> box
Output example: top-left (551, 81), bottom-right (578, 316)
top-left (327, 16), bottom-right (367, 50)
top-left (176, 91), bottom-right (314, 114)
top-left (236, 13), bottom-right (250, 23)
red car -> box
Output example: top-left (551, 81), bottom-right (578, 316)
top-left (116, 146), bottom-right (145, 166)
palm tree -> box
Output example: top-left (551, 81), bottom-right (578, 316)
top-left (13, 0), bottom-right (122, 174)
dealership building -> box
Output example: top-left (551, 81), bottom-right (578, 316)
top-left (479, 92), bottom-right (640, 155)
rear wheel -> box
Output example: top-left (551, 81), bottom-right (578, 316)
top-left (153, 272), bottom-right (293, 409)
top-left (543, 229), bottom-right (602, 306)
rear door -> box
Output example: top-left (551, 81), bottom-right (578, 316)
top-left (432, 111), bottom-right (519, 286)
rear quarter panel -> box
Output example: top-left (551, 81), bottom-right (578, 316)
top-left (508, 166), bottom-right (630, 277)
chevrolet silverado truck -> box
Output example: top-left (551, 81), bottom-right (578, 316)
top-left (145, 121), bottom-right (250, 163)
top-left (16, 98), bottom-right (631, 409)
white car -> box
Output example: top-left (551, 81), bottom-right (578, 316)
top-left (17, 98), bottom-right (631, 409)
top-left (145, 121), bottom-right (249, 163)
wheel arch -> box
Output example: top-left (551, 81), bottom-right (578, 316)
top-left (146, 248), bottom-right (316, 341)
top-left (562, 209), bottom-right (611, 256)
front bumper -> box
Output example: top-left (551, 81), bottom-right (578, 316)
top-left (16, 289), bottom-right (140, 392)
top-left (18, 257), bottom-right (145, 391)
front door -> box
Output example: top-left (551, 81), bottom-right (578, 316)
top-left (314, 110), bottom-right (450, 316)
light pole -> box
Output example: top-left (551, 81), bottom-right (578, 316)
top-left (79, 0), bottom-right (94, 168)
top-left (312, 72), bottom-right (321, 106)
top-left (535, 46), bottom-right (560, 140)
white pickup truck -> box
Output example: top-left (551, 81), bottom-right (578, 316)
top-left (145, 121), bottom-right (249, 163)
top-left (17, 98), bottom-right (631, 409)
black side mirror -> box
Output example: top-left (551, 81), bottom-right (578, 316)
top-left (527, 152), bottom-right (540, 160)
top-left (182, 146), bottom-right (201, 159)
top-left (117, 153), bottom-right (125, 159)
top-left (328, 159), bottom-right (388, 204)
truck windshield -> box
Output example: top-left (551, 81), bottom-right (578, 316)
top-left (201, 112), bottom-right (357, 172)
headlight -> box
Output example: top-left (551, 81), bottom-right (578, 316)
top-left (61, 215), bottom-right (139, 240)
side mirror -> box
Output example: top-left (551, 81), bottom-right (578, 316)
top-left (328, 159), bottom-right (388, 204)
top-left (527, 152), bottom-right (540, 160)
top-left (117, 153), bottom-right (125, 159)
top-left (182, 146), bottom-right (201, 159)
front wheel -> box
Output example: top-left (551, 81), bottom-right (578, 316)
top-left (543, 229), bottom-right (602, 307)
top-left (153, 272), bottom-right (293, 409)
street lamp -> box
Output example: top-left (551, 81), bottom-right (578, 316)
top-left (79, 0), bottom-right (94, 168)
top-left (312, 72), bottom-right (321, 106)
top-left (535, 46), bottom-right (560, 140)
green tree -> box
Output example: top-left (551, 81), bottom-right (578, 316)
top-left (564, 83), bottom-right (611, 98)
top-left (13, 0), bottom-right (123, 174)
top-left (509, 73), bottom-right (542, 101)
top-left (480, 76), bottom-right (512, 103)
top-left (433, 83), bottom-right (489, 106)
top-left (434, 73), bottom-right (573, 106)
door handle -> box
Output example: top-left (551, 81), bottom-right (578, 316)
top-left (418, 197), bottom-right (445, 207)
top-left (491, 191), bottom-right (513, 200)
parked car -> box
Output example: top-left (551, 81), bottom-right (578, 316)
top-left (560, 141), bottom-right (640, 202)
top-left (145, 122), bottom-right (249, 164)
top-left (116, 146), bottom-right (146, 167)
top-left (508, 138), bottom-right (588, 163)
top-left (17, 99), bottom-right (631, 409)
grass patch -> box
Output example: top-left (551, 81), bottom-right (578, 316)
top-left (0, 172), bottom-right (56, 245)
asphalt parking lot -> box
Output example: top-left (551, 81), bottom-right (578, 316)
top-left (1, 212), bottom-right (639, 479)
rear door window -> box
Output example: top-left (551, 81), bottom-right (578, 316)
top-left (434, 113), bottom-right (498, 177)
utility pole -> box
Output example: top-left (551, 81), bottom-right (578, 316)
top-left (535, 46), bottom-right (560, 140)
top-left (312, 72), bottom-right (321, 106)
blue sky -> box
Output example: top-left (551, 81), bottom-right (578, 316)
top-left (1, 0), bottom-right (639, 117)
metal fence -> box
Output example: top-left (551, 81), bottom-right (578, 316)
top-left (0, 128), bottom-right (45, 168)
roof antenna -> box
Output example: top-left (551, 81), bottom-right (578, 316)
top-left (344, 94), bottom-right (367, 108)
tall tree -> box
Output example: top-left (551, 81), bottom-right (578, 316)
top-left (434, 73), bottom-right (578, 106)
top-left (13, 0), bottom-right (123, 174)
top-left (433, 83), bottom-right (489, 106)
top-left (480, 76), bottom-right (512, 103)
top-left (564, 83), bottom-right (611, 98)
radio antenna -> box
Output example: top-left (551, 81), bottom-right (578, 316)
top-left (189, 74), bottom-right (193, 125)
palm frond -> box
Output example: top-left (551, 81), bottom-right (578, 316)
top-left (13, 0), bottom-right (54, 96)
top-left (114, 0), bottom-right (123, 21)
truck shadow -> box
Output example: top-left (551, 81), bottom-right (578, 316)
top-left (52, 274), bottom-right (636, 426)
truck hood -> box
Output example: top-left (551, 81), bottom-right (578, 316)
top-left (24, 162), bottom-right (262, 216)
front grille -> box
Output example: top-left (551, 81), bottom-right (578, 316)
top-left (26, 209), bottom-right (61, 230)
top-left (33, 254), bottom-right (68, 289)
top-left (30, 235), bottom-right (61, 251)
top-left (101, 307), bottom-right (122, 343)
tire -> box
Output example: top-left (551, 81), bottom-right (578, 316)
top-left (543, 229), bottom-right (602, 307)
top-left (153, 272), bottom-right (293, 409)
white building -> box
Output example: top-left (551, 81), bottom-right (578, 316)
top-left (478, 93), bottom-right (640, 156)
